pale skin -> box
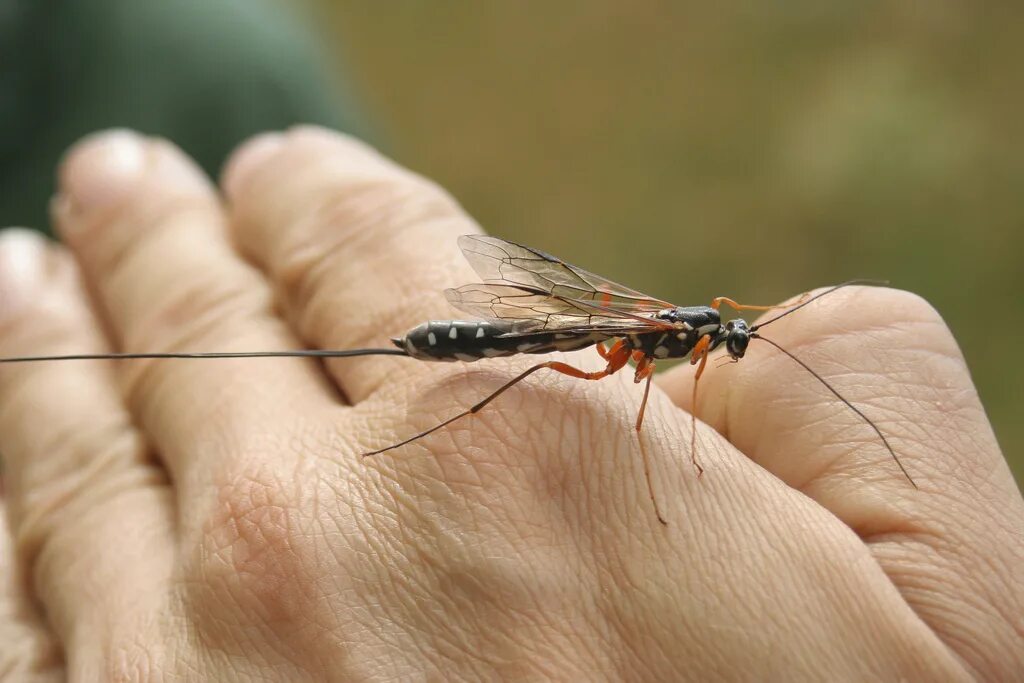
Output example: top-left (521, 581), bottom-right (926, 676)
top-left (0, 127), bottom-right (1021, 681)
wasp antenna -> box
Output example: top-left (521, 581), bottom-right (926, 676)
top-left (750, 333), bottom-right (917, 489)
top-left (0, 348), bottom-right (410, 364)
top-left (750, 279), bottom-right (888, 332)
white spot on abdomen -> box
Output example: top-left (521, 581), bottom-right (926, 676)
top-left (475, 327), bottom-right (485, 338)
top-left (449, 327), bottom-right (458, 340)
top-left (427, 332), bottom-right (437, 346)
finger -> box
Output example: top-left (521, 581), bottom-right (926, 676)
top-left (0, 230), bottom-right (173, 655)
top-left (53, 130), bottom-right (336, 495)
top-left (657, 285), bottom-right (1024, 677)
top-left (0, 502), bottom-right (63, 682)
top-left (224, 126), bottom-right (478, 404)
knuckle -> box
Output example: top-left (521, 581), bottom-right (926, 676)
top-left (77, 192), bottom-right (218, 277)
top-left (116, 275), bottom-right (276, 411)
top-left (120, 267), bottom-right (272, 353)
top-left (185, 464), bottom-right (315, 632)
top-left (315, 171), bottom-right (462, 236)
top-left (274, 174), bottom-right (463, 291)
top-left (14, 425), bottom-right (151, 575)
top-left (270, 178), bottom-right (467, 329)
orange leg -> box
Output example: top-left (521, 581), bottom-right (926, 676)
top-left (596, 341), bottom-right (610, 359)
top-left (634, 363), bottom-right (667, 525)
top-left (688, 334), bottom-right (713, 477)
top-left (689, 333), bottom-right (711, 367)
top-left (631, 353), bottom-right (667, 524)
top-left (633, 356), bottom-right (656, 427)
top-left (711, 291), bottom-right (811, 312)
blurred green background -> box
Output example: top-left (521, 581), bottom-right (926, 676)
top-left (3, 2), bottom-right (1020, 482)
top-left (317, 3), bottom-right (1021, 481)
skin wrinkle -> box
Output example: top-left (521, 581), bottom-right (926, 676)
top-left (593, 551), bottom-right (674, 680)
top-left (12, 428), bottom-right (156, 569)
top-left (935, 531), bottom-right (1024, 648)
top-left (613, 557), bottom-right (702, 673)
top-left (711, 494), bottom-right (887, 673)
top-left (835, 507), bottom-right (1003, 671)
top-left (733, 339), bottom-right (970, 491)
top-left (121, 344), bottom-right (303, 456)
top-left (723, 350), bottom-right (915, 491)
top-left (798, 536), bottom-right (922, 672)
top-left (263, 190), bottom-right (466, 324)
top-left (41, 497), bottom-right (175, 676)
top-left (112, 257), bottom-right (275, 355)
top-left (234, 163), bottom-right (442, 262)
top-left (502, 561), bottom-right (592, 671)
top-left (911, 580), bottom-right (1012, 678)
top-left (550, 533), bottom-right (605, 664)
top-left (360, 553), bottom-right (468, 674)
top-left (338, 501), bottom-right (431, 660)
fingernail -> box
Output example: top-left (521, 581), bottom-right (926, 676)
top-left (59, 129), bottom-right (146, 215)
top-left (0, 229), bottom-right (53, 319)
top-left (222, 132), bottom-right (284, 199)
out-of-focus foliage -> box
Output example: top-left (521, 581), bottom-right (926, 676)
top-left (316, 3), bottom-right (1023, 482)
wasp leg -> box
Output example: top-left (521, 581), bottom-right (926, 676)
top-left (711, 291), bottom-right (812, 312)
top-left (687, 334), bottom-right (713, 477)
top-left (635, 367), bottom-right (667, 525)
top-left (633, 356), bottom-right (656, 422)
top-left (363, 342), bottom-right (632, 457)
top-left (632, 354), bottom-right (667, 525)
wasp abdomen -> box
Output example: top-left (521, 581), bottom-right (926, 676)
top-left (394, 321), bottom-right (608, 362)
top-left (394, 321), bottom-right (520, 362)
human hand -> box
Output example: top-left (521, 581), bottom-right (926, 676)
top-left (0, 127), bottom-right (1020, 680)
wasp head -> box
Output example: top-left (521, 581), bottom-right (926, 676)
top-left (722, 318), bottom-right (750, 359)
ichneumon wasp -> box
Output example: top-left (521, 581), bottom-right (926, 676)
top-left (0, 235), bottom-right (917, 525)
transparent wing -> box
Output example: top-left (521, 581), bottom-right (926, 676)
top-left (457, 235), bottom-right (674, 314)
top-left (445, 282), bottom-right (674, 334)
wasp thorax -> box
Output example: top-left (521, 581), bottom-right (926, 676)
top-left (724, 319), bottom-right (750, 359)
